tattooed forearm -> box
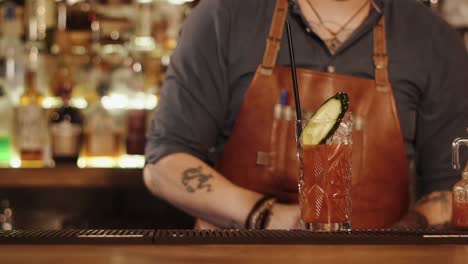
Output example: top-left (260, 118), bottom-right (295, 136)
top-left (181, 166), bottom-right (214, 193)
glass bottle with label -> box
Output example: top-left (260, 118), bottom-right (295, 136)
top-left (452, 137), bottom-right (468, 229)
top-left (50, 11), bottom-right (83, 163)
top-left (79, 81), bottom-right (123, 168)
top-left (50, 83), bottom-right (83, 163)
top-left (0, 84), bottom-right (14, 167)
top-left (16, 47), bottom-right (47, 168)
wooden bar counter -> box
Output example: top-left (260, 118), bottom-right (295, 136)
top-left (0, 165), bottom-right (143, 188)
top-left (1, 229), bottom-right (468, 264)
top-left (1, 244), bottom-right (468, 264)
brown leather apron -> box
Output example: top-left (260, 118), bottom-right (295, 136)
top-left (217, 0), bottom-right (409, 229)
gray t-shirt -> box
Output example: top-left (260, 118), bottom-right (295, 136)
top-left (146, 0), bottom-right (468, 196)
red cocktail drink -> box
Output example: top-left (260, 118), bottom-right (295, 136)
top-left (300, 143), bottom-right (352, 225)
top-left (298, 113), bottom-right (352, 231)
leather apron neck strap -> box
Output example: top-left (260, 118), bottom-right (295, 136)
top-left (260, 0), bottom-right (289, 76)
top-left (373, 17), bottom-right (390, 92)
top-left (260, 0), bottom-right (390, 91)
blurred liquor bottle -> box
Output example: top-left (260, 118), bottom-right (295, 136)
top-left (71, 4), bottom-right (102, 108)
top-left (65, 0), bottom-right (93, 56)
top-left (0, 84), bottom-right (14, 167)
top-left (117, 1), bottom-right (159, 166)
top-left (15, 47), bottom-right (49, 168)
top-left (66, 0), bottom-right (92, 32)
top-left (79, 81), bottom-right (123, 168)
top-left (24, 0), bottom-right (53, 100)
top-left (125, 58), bottom-right (147, 156)
top-left (24, 0), bottom-right (56, 52)
top-left (131, 0), bottom-right (156, 53)
top-left (0, 2), bottom-right (24, 106)
top-left (50, 13), bottom-right (83, 164)
top-left (131, 0), bottom-right (161, 96)
top-left (51, 1), bottom-right (74, 97)
top-left (50, 84), bottom-right (83, 164)
top-left (153, 1), bottom-right (186, 51)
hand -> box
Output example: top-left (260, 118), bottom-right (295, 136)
top-left (391, 210), bottom-right (428, 230)
top-left (413, 191), bottom-right (452, 226)
top-left (266, 203), bottom-right (303, 229)
top-left (392, 191), bottom-right (452, 230)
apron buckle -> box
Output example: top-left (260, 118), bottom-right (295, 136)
top-left (376, 84), bottom-right (389, 93)
top-left (353, 115), bottom-right (365, 131)
top-left (256, 152), bottom-right (271, 166)
top-left (259, 66), bottom-right (274, 76)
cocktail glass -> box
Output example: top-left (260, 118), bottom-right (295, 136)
top-left (297, 113), bottom-right (352, 231)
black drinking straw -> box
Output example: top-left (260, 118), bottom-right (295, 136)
top-left (285, 16), bottom-right (303, 138)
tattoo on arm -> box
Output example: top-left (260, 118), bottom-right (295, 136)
top-left (181, 166), bottom-right (214, 193)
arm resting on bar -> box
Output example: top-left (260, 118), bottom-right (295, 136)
top-left (143, 153), bottom-right (301, 229)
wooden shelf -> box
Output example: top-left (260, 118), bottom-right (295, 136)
top-left (0, 165), bottom-right (143, 188)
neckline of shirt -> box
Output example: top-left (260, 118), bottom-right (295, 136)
top-left (289, 0), bottom-right (384, 58)
top-left (290, 0), bottom-right (385, 14)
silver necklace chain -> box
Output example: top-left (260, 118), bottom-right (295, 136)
top-left (304, 0), bottom-right (370, 52)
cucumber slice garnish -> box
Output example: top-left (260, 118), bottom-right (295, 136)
top-left (300, 92), bottom-right (349, 145)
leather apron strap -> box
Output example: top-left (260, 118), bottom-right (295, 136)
top-left (373, 17), bottom-right (391, 92)
top-left (259, 0), bottom-right (289, 76)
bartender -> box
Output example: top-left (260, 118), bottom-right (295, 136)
top-left (143, 0), bottom-right (468, 229)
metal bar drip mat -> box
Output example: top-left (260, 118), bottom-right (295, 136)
top-left (0, 229), bottom-right (154, 244)
top-left (0, 229), bottom-right (467, 245)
